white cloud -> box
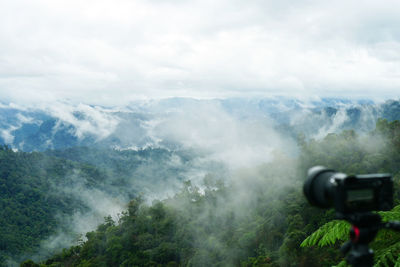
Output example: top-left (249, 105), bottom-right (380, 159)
top-left (1, 0), bottom-right (400, 105)
top-left (43, 102), bottom-right (120, 140)
top-left (148, 102), bottom-right (296, 169)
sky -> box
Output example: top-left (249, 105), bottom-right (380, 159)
top-left (1, 0), bottom-right (400, 105)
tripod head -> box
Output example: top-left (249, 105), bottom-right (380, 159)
top-left (338, 212), bottom-right (400, 267)
top-left (339, 212), bottom-right (381, 267)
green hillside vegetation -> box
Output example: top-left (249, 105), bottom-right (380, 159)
top-left (8, 118), bottom-right (400, 266)
top-left (45, 147), bottom-right (223, 200)
top-left (0, 146), bottom-right (201, 266)
top-left (0, 146), bottom-right (109, 265)
top-left (27, 158), bottom-right (335, 267)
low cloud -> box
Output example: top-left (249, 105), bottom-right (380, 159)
top-left (146, 101), bottom-right (296, 169)
top-left (33, 168), bottom-right (128, 261)
top-left (43, 103), bottom-right (120, 140)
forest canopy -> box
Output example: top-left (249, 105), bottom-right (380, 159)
top-left (11, 118), bottom-right (400, 266)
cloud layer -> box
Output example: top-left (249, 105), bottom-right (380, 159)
top-left (1, 0), bottom-right (400, 104)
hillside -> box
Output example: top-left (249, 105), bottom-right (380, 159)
top-left (0, 146), bottom-right (210, 266)
top-left (2, 99), bottom-right (400, 266)
top-left (22, 118), bottom-right (400, 266)
top-left (0, 146), bottom-right (107, 265)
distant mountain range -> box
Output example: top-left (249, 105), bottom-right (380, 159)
top-left (1, 98), bottom-right (400, 152)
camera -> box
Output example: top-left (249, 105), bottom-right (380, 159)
top-left (303, 166), bottom-right (393, 215)
top-left (303, 166), bottom-right (399, 267)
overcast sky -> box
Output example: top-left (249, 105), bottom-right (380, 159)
top-left (1, 0), bottom-right (400, 105)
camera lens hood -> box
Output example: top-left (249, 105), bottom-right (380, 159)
top-left (304, 166), bottom-right (335, 208)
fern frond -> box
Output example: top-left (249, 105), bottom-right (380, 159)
top-left (301, 220), bottom-right (350, 247)
top-left (390, 205), bottom-right (400, 213)
top-left (333, 260), bottom-right (348, 267)
top-left (379, 211), bottom-right (400, 222)
top-left (374, 241), bottom-right (400, 267)
top-left (379, 204), bottom-right (400, 222)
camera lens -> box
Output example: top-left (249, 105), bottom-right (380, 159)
top-left (303, 166), bottom-right (336, 208)
top-left (304, 166), bottom-right (393, 214)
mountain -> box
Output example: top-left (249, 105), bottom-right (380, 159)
top-left (1, 98), bottom-right (400, 153)
top-left (2, 97), bottom-right (400, 266)
top-left (0, 145), bottom-right (107, 265)
top-left (24, 117), bottom-right (400, 267)
top-left (0, 144), bottom-right (226, 265)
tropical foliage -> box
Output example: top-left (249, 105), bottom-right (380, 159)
top-left (3, 118), bottom-right (400, 266)
top-left (0, 145), bottom-right (107, 265)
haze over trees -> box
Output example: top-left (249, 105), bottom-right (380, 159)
top-left (22, 118), bottom-right (400, 266)
top-left (0, 98), bottom-right (400, 266)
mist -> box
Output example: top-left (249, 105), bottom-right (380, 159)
top-left (2, 98), bottom-right (298, 264)
top-left (2, 97), bottom-right (400, 266)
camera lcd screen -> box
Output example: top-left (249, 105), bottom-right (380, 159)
top-left (346, 189), bottom-right (375, 211)
top-left (347, 189), bottom-right (374, 202)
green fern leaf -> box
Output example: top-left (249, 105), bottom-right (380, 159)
top-left (301, 220), bottom-right (350, 247)
top-left (379, 204), bottom-right (400, 222)
top-left (333, 260), bottom-right (348, 267)
top-left (375, 241), bottom-right (400, 267)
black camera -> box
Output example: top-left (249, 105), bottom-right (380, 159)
top-left (303, 166), bottom-right (393, 215)
top-left (303, 166), bottom-right (399, 267)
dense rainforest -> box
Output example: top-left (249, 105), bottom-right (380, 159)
top-left (1, 118), bottom-right (400, 266)
top-left (0, 146), bottom-right (108, 265)
top-left (0, 147), bottom-right (201, 266)
top-left (8, 118), bottom-right (400, 266)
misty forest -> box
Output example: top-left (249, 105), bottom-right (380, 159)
top-left (2, 98), bottom-right (400, 267)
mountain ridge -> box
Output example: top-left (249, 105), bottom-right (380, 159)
top-left (1, 98), bottom-right (399, 153)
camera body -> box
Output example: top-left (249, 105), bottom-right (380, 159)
top-left (304, 166), bottom-right (393, 215)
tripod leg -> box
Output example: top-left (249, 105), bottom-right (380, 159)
top-left (346, 244), bottom-right (373, 267)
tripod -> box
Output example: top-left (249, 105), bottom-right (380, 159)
top-left (339, 212), bottom-right (400, 267)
